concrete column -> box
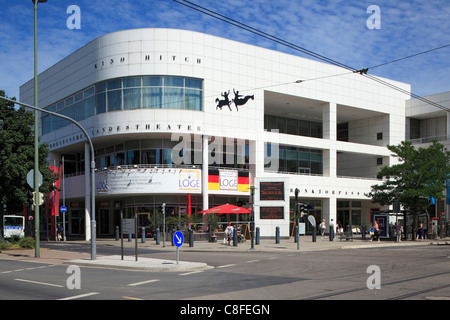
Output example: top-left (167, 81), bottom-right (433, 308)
top-left (322, 196), bottom-right (337, 228)
top-left (323, 102), bottom-right (337, 178)
top-left (323, 102), bottom-right (337, 141)
top-left (202, 135), bottom-right (209, 211)
top-left (84, 142), bottom-right (91, 241)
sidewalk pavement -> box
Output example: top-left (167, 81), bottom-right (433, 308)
top-left (1, 235), bottom-right (448, 272)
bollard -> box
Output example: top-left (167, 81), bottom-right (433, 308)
top-left (233, 227), bottom-right (238, 247)
top-left (128, 233), bottom-right (132, 242)
top-left (362, 225), bottom-right (366, 240)
top-left (294, 226), bottom-right (299, 243)
top-left (329, 226), bottom-right (334, 241)
top-left (346, 225), bottom-right (350, 241)
top-left (312, 226), bottom-right (316, 242)
top-left (115, 226), bottom-right (119, 241)
top-left (156, 228), bottom-right (160, 245)
top-left (275, 226), bottom-right (280, 244)
top-left (255, 227), bottom-right (260, 245)
top-left (141, 227), bottom-right (145, 243)
top-left (189, 229), bottom-right (194, 247)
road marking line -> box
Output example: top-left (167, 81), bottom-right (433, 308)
top-left (15, 278), bottom-right (64, 288)
top-left (127, 279), bottom-right (160, 287)
top-left (216, 264), bottom-right (236, 269)
top-left (1, 264), bottom-right (57, 274)
top-left (268, 257), bottom-right (277, 260)
top-left (246, 260), bottom-right (260, 263)
top-left (179, 270), bottom-right (204, 276)
top-left (58, 292), bottom-right (100, 300)
top-left (122, 296), bottom-right (144, 300)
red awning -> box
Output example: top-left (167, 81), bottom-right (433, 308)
top-left (198, 203), bottom-right (251, 215)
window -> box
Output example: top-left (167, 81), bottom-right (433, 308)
top-left (143, 87), bottom-right (162, 108)
top-left (123, 88), bottom-right (141, 110)
top-left (377, 132), bottom-right (383, 140)
top-left (42, 76), bottom-right (203, 134)
top-left (164, 87), bottom-right (184, 109)
top-left (107, 89), bottom-right (122, 112)
top-left (271, 145), bottom-right (323, 175)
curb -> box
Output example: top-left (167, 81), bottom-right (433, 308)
top-left (65, 255), bottom-right (212, 272)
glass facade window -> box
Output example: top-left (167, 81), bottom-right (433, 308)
top-left (42, 76), bottom-right (203, 135)
top-left (266, 145), bottom-right (323, 175)
top-left (91, 139), bottom-right (249, 171)
top-left (265, 114), bottom-right (322, 138)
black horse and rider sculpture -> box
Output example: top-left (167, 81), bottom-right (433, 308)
top-left (216, 89), bottom-right (254, 111)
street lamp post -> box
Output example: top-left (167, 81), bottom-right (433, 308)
top-left (250, 186), bottom-right (255, 250)
top-left (33, 0), bottom-right (47, 258)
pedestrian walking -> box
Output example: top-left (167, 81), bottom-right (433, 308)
top-left (319, 219), bottom-right (326, 239)
top-left (370, 220), bottom-right (380, 242)
top-left (225, 223), bottom-right (234, 245)
top-left (57, 224), bottom-right (63, 241)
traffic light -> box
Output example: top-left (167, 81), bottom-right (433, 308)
top-left (299, 203), bottom-right (304, 215)
top-left (27, 190), bottom-right (34, 208)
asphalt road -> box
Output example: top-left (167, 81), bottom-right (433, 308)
top-left (1, 243), bottom-right (449, 305)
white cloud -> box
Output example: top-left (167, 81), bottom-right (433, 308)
top-left (0, 0), bottom-right (448, 99)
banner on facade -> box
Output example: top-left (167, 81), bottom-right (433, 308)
top-left (96, 168), bottom-right (201, 195)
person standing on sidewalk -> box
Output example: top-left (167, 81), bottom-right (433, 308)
top-left (329, 219), bottom-right (335, 241)
top-left (417, 222), bottom-right (425, 241)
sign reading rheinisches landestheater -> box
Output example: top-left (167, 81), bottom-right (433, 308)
top-left (48, 122), bottom-right (203, 150)
top-left (91, 122), bottom-right (203, 137)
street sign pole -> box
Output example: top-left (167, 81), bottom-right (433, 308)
top-left (174, 231), bottom-right (184, 264)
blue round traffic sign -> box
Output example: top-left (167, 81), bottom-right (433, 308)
top-left (174, 231), bottom-right (184, 247)
top-left (60, 206), bottom-right (67, 213)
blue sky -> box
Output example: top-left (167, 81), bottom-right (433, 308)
top-left (0, 0), bottom-right (449, 100)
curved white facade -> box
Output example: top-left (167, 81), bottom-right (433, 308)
top-left (20, 28), bottom-right (410, 239)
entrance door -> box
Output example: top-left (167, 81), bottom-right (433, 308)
top-left (99, 209), bottom-right (110, 235)
top-left (337, 209), bottom-right (350, 229)
top-left (70, 210), bottom-right (83, 235)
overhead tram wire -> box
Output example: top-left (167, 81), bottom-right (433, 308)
top-left (173, 0), bottom-right (450, 112)
top-left (368, 43), bottom-right (450, 70)
top-left (173, 0), bottom-right (355, 71)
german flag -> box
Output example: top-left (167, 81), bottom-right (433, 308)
top-left (208, 169), bottom-right (249, 191)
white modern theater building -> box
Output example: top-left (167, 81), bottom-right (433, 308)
top-left (20, 28), bottom-right (412, 240)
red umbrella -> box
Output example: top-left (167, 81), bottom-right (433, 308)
top-left (198, 203), bottom-right (251, 215)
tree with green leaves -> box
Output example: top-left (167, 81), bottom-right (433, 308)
top-left (0, 90), bottom-right (56, 215)
top-left (367, 140), bottom-right (450, 239)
